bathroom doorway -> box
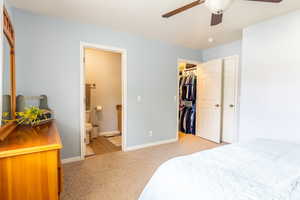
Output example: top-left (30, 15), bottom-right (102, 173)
top-left (80, 43), bottom-right (127, 159)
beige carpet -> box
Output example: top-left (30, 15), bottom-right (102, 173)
top-left (61, 135), bottom-right (222, 200)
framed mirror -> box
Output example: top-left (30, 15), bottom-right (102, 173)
top-left (0, 7), bottom-right (16, 140)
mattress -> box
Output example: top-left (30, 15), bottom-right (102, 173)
top-left (139, 139), bottom-right (300, 200)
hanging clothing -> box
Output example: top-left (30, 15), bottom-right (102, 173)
top-left (179, 106), bottom-right (196, 134)
top-left (180, 76), bottom-right (187, 101)
top-left (178, 71), bottom-right (197, 135)
top-left (182, 73), bottom-right (197, 101)
top-left (179, 107), bottom-right (187, 133)
top-left (186, 107), bottom-right (196, 134)
top-left (190, 76), bottom-right (197, 103)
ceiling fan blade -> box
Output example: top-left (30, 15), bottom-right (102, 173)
top-left (211, 13), bottom-right (223, 26)
top-left (162, 0), bottom-right (205, 18)
top-left (246, 0), bottom-right (282, 2)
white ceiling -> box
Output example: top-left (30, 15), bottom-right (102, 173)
top-left (9, 0), bottom-right (300, 49)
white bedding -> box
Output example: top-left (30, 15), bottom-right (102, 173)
top-left (139, 139), bottom-right (300, 200)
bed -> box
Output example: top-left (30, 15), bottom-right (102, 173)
top-left (139, 139), bottom-right (300, 200)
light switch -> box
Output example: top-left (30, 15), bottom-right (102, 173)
top-left (174, 96), bottom-right (177, 102)
top-left (137, 95), bottom-right (142, 102)
top-left (148, 130), bottom-right (153, 137)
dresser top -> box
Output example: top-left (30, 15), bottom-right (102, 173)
top-left (0, 122), bottom-right (62, 158)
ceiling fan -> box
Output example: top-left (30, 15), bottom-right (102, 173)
top-left (162, 0), bottom-right (282, 26)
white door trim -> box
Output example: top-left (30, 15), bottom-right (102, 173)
top-left (176, 58), bottom-right (201, 140)
top-left (79, 42), bottom-right (128, 160)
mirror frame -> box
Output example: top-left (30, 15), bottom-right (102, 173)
top-left (0, 6), bottom-right (16, 141)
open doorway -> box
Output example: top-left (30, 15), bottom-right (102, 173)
top-left (177, 59), bottom-right (200, 141)
top-left (80, 43), bottom-right (127, 159)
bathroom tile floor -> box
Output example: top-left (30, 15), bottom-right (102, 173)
top-left (62, 134), bottom-right (222, 200)
top-left (88, 136), bottom-right (121, 156)
top-left (85, 145), bottom-right (96, 157)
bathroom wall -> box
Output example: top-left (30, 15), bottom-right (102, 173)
top-left (85, 48), bottom-right (122, 133)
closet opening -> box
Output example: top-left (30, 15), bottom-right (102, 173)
top-left (178, 60), bottom-right (198, 140)
top-left (80, 43), bottom-right (127, 159)
top-left (177, 56), bottom-right (239, 144)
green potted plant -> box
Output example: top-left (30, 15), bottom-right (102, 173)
top-left (2, 106), bottom-right (52, 127)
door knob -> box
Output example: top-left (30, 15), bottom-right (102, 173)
top-left (215, 104), bottom-right (220, 107)
top-left (229, 104), bottom-right (235, 108)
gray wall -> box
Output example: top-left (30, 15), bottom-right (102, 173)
top-left (240, 10), bottom-right (300, 143)
top-left (202, 40), bottom-right (242, 62)
top-left (85, 49), bottom-right (122, 133)
top-left (13, 8), bottom-right (201, 158)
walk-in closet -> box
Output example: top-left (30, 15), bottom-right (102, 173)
top-left (178, 56), bottom-right (239, 144)
top-left (178, 62), bottom-right (198, 136)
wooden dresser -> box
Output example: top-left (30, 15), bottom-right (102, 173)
top-left (0, 122), bottom-right (63, 200)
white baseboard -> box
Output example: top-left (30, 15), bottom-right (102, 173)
top-left (98, 130), bottom-right (120, 137)
top-left (62, 156), bottom-right (83, 164)
top-left (124, 138), bottom-right (178, 152)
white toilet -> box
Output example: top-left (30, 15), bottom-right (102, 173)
top-left (85, 110), bottom-right (93, 144)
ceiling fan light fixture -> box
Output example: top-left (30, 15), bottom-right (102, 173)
top-left (205, 0), bottom-right (234, 14)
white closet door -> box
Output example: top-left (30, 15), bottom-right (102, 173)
top-left (222, 56), bottom-right (239, 143)
top-left (196, 59), bottom-right (223, 143)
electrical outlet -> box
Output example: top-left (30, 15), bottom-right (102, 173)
top-left (148, 130), bottom-right (153, 137)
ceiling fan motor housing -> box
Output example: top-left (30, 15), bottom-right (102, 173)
top-left (205, 0), bottom-right (234, 14)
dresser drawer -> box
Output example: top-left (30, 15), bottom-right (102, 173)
top-left (0, 150), bottom-right (60, 200)
top-left (0, 122), bottom-right (63, 200)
